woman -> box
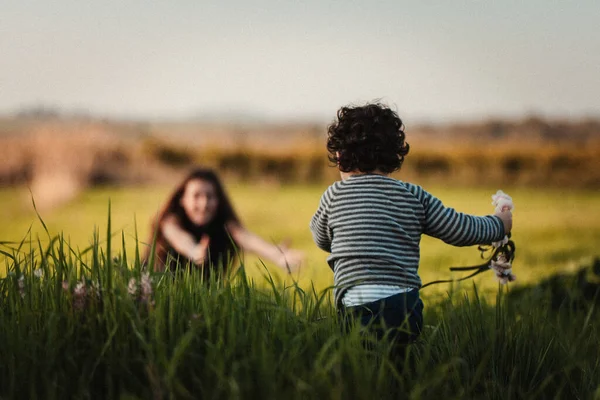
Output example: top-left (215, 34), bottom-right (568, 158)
top-left (143, 168), bottom-right (304, 279)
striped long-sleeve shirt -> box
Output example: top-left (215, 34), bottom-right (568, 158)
top-left (309, 174), bottom-right (505, 307)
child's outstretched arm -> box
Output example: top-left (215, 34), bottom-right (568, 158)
top-left (418, 188), bottom-right (508, 246)
top-left (309, 188), bottom-right (333, 252)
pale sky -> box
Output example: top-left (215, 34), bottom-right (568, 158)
top-left (1, 0), bottom-right (599, 123)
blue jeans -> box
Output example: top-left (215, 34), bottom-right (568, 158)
top-left (340, 289), bottom-right (424, 346)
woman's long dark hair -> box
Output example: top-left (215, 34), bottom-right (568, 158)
top-left (143, 168), bottom-right (241, 273)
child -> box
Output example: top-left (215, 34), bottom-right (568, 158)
top-left (144, 167), bottom-right (304, 279)
top-left (310, 103), bottom-right (512, 345)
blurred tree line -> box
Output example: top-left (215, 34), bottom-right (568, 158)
top-left (1, 116), bottom-right (599, 192)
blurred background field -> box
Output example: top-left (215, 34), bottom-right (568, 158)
top-left (2, 171), bottom-right (599, 302)
top-left (2, 114), bottom-right (600, 302)
top-left (1, 113), bottom-right (600, 293)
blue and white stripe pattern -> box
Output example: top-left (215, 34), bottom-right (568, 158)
top-left (341, 284), bottom-right (413, 307)
top-left (310, 174), bottom-right (505, 307)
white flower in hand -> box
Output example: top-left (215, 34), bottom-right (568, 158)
top-left (492, 190), bottom-right (514, 213)
top-left (490, 257), bottom-right (516, 284)
top-left (492, 236), bottom-right (509, 248)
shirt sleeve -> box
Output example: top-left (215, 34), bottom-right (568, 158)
top-left (419, 188), bottom-right (505, 246)
top-left (309, 187), bottom-right (334, 252)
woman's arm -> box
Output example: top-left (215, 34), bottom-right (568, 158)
top-left (161, 215), bottom-right (210, 264)
top-left (226, 222), bottom-right (303, 273)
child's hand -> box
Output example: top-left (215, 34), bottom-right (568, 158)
top-left (494, 208), bottom-right (512, 235)
top-left (492, 190), bottom-right (513, 235)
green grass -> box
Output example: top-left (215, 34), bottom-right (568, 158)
top-left (1, 231), bottom-right (598, 399)
top-left (1, 182), bottom-right (600, 398)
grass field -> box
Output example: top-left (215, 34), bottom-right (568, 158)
top-left (1, 181), bottom-right (600, 398)
top-left (2, 182), bottom-right (599, 298)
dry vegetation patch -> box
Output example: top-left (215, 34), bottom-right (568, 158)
top-left (1, 116), bottom-right (599, 210)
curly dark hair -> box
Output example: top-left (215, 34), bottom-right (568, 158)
top-left (326, 103), bottom-right (410, 173)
